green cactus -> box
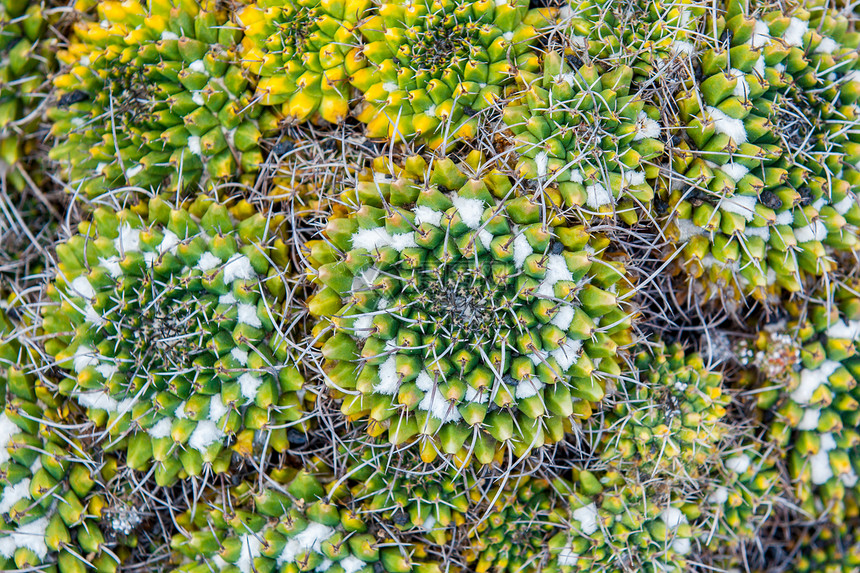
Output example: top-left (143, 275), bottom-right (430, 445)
top-left (306, 152), bottom-right (633, 464)
top-left (664, 0), bottom-right (860, 304)
top-left (47, 0), bottom-right (267, 199)
top-left (547, 469), bottom-right (697, 573)
top-left (345, 442), bottom-right (473, 545)
top-left (170, 468), bottom-right (443, 573)
top-left (598, 342), bottom-right (729, 479)
top-left (42, 195), bottom-right (305, 485)
top-left (236, 0), bottom-right (371, 124)
top-left (787, 522), bottom-right (860, 572)
top-left (350, 0), bottom-right (550, 147)
top-left (750, 286), bottom-right (860, 522)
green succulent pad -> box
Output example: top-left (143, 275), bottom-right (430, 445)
top-left (43, 195), bottom-right (304, 486)
top-left (237, 0), bottom-right (371, 124)
top-left (0, 0), bottom-right (61, 191)
top-left (666, 0), bottom-right (860, 303)
top-left (351, 0), bottom-right (547, 147)
top-left (307, 153), bottom-right (633, 464)
top-left (598, 342), bottom-right (729, 479)
top-left (345, 442), bottom-right (473, 544)
top-left (548, 470), bottom-right (697, 573)
top-left (170, 468), bottom-right (442, 573)
top-left (48, 0), bottom-right (266, 199)
top-left (0, 367), bottom-right (132, 573)
top-left (556, 0), bottom-right (704, 84)
top-left (464, 476), bottom-right (564, 573)
top-left (752, 289), bottom-right (860, 521)
top-left (504, 53), bottom-right (665, 226)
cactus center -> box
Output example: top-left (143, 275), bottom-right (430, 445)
top-left (405, 21), bottom-right (475, 73)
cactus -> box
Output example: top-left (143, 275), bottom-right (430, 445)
top-left (170, 468), bottom-right (442, 573)
top-left (345, 442), bottom-right (473, 545)
top-left (598, 342), bottom-right (729, 479)
top-left (350, 0), bottom-right (549, 147)
top-left (664, 0), bottom-right (860, 303)
top-left (42, 195), bottom-right (305, 485)
top-left (236, 0), bottom-right (371, 124)
top-left (788, 522), bottom-right (860, 572)
top-left (748, 286), bottom-right (860, 522)
top-left (306, 152), bottom-right (633, 464)
top-left (48, 0), bottom-right (267, 199)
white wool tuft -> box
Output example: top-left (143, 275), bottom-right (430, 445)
top-left (535, 151), bottom-right (549, 177)
top-left (551, 305), bottom-right (575, 331)
top-left (125, 164), bottom-right (143, 179)
top-left (353, 314), bottom-right (374, 339)
top-left (237, 304), bottom-right (262, 328)
top-left (749, 20), bottom-right (772, 49)
top-left (174, 402), bottom-right (188, 420)
top-left (586, 183), bottom-right (614, 209)
top-left (389, 233), bottom-right (418, 251)
top-left (0, 516), bottom-right (50, 560)
top-left (188, 60), bottom-right (208, 74)
top-left (794, 221), bottom-right (828, 243)
top-left (661, 507), bottom-right (687, 529)
top-left (234, 535), bottom-right (262, 573)
top-left (572, 503), bottom-right (600, 535)
top-left (0, 414), bottom-right (18, 465)
top-left (676, 219), bottom-right (705, 242)
top-left (797, 408), bottom-right (821, 431)
top-left (100, 256), bottom-right (122, 278)
top-left (161, 31), bottom-right (179, 40)
top-left (673, 537), bottom-right (692, 555)
top-left (719, 195), bottom-right (757, 222)
top-left (753, 56), bottom-right (766, 77)
top-left (340, 556), bottom-right (368, 573)
top-left (706, 106), bottom-right (748, 144)
top-left (159, 230), bottom-right (181, 253)
top-left (196, 252), bottom-right (222, 272)
top-left (72, 345), bottom-right (99, 373)
top-left (633, 111), bottom-right (660, 141)
top-left (569, 169), bottom-right (584, 183)
top-left (382, 82), bottom-right (398, 92)
top-left (223, 254), bottom-right (256, 283)
top-left (148, 418), bottom-right (173, 440)
top-left (512, 233), bottom-right (533, 270)
top-left (413, 206), bottom-right (443, 227)
top-left (672, 40), bottom-right (694, 55)
top-left (551, 339), bottom-right (583, 371)
top-left (623, 171), bottom-right (646, 186)
top-left (0, 478), bottom-right (31, 514)
top-left (419, 389), bottom-right (462, 423)
top-left (720, 163), bottom-right (749, 182)
top-left (527, 349), bottom-right (548, 366)
top-left (452, 195), bottom-right (485, 229)
top-left (238, 373), bottom-right (264, 401)
top-left (374, 356), bottom-right (400, 395)
top-left (774, 210), bottom-right (794, 226)
top-left (709, 486), bottom-right (729, 504)
top-left (726, 453), bottom-right (751, 474)
top-left (188, 136), bottom-right (202, 156)
top-left (231, 348), bottom-right (249, 366)
top-left (478, 229), bottom-right (493, 249)
top-left (538, 254), bottom-right (574, 298)
top-left (827, 319), bottom-right (860, 340)
top-left (192, 91), bottom-right (205, 106)
top-left (209, 394), bottom-right (229, 422)
top-left (71, 276), bottom-right (95, 299)
top-left (188, 420), bottom-right (225, 453)
top-left (95, 363), bottom-right (117, 380)
top-left (792, 360), bottom-right (841, 404)
top-left (464, 385), bottom-right (489, 404)
top-left (75, 390), bottom-right (120, 413)
top-left (415, 371), bottom-right (434, 393)
top-left (730, 69), bottom-right (751, 99)
top-left (810, 433), bottom-right (837, 485)
top-left (515, 378), bottom-right (545, 399)
top-left (815, 37), bottom-right (838, 54)
top-left (812, 197), bottom-right (828, 212)
top-left (557, 547), bottom-right (579, 567)
top-left (783, 17), bottom-right (808, 47)
top-left (219, 293), bottom-right (238, 305)
top-left (744, 226), bottom-right (770, 240)
top-left (293, 522), bottom-right (336, 554)
top-left (846, 70), bottom-right (860, 84)
top-left (352, 227), bottom-right (392, 251)
top-left (833, 196), bottom-right (856, 215)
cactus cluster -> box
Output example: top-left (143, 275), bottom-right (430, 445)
top-left (42, 195), bottom-right (305, 485)
top-left (6, 0), bottom-right (860, 571)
